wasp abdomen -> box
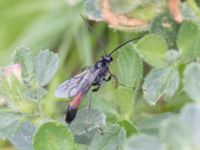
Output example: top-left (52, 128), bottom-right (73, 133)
top-left (65, 93), bottom-right (83, 124)
top-left (65, 106), bottom-right (78, 124)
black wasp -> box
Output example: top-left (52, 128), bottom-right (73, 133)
top-left (55, 20), bottom-right (143, 124)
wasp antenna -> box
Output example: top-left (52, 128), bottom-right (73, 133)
top-left (80, 14), bottom-right (108, 55)
top-left (108, 35), bottom-right (145, 56)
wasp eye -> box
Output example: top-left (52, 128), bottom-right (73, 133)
top-left (107, 57), bottom-right (113, 62)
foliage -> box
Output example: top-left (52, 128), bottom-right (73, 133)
top-left (126, 104), bottom-right (200, 150)
top-left (1, 0), bottom-right (200, 150)
top-left (142, 66), bottom-right (179, 105)
top-left (33, 122), bottom-right (76, 150)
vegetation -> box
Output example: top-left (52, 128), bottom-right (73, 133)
top-left (0, 0), bottom-right (200, 150)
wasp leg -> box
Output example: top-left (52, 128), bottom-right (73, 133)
top-left (97, 128), bottom-right (104, 135)
top-left (109, 70), bottom-right (130, 88)
top-left (86, 92), bottom-right (93, 129)
top-left (88, 92), bottom-right (92, 110)
top-left (92, 80), bottom-right (101, 92)
top-left (103, 75), bottom-right (112, 81)
top-left (81, 66), bottom-right (90, 71)
top-left (108, 71), bottom-right (119, 88)
top-left (92, 85), bottom-right (100, 92)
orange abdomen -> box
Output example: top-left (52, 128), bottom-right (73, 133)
top-left (65, 93), bottom-right (83, 124)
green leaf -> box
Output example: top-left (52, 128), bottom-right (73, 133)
top-left (164, 50), bottom-right (180, 65)
top-left (34, 50), bottom-right (58, 86)
top-left (69, 108), bottom-right (106, 145)
top-left (92, 96), bottom-right (119, 122)
top-left (33, 122), bottom-right (76, 150)
top-left (184, 62), bottom-right (200, 102)
top-left (161, 117), bottom-right (188, 150)
top-left (70, 108), bottom-right (106, 135)
top-left (138, 113), bottom-right (173, 135)
top-left (0, 111), bottom-right (24, 139)
top-left (136, 34), bottom-right (168, 67)
top-left (89, 125), bottom-right (126, 150)
top-left (24, 87), bottom-right (48, 101)
top-left (161, 104), bottom-right (200, 150)
top-left (177, 21), bottom-right (200, 61)
top-left (108, 0), bottom-right (150, 15)
top-left (116, 43), bottom-right (143, 88)
top-left (142, 66), bottom-right (179, 105)
top-left (68, 107), bottom-right (106, 145)
top-left (10, 123), bottom-right (35, 150)
top-left (13, 48), bottom-right (59, 88)
top-left (108, 0), bottom-right (141, 13)
top-left (180, 3), bottom-right (198, 21)
top-left (118, 120), bottom-right (138, 137)
top-left (0, 74), bottom-right (37, 114)
top-left (13, 47), bottom-right (34, 81)
top-left (179, 104), bottom-right (200, 148)
top-left (114, 87), bottom-right (133, 120)
top-left (125, 134), bottom-right (163, 150)
top-left (150, 13), bottom-right (179, 49)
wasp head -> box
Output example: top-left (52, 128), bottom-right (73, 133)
top-left (102, 56), bottom-right (113, 63)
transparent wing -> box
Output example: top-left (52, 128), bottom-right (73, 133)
top-left (55, 68), bottom-right (96, 99)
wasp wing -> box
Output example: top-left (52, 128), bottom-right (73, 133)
top-left (55, 67), bottom-right (97, 99)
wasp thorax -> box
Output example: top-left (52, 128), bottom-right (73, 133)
top-left (102, 56), bottom-right (113, 63)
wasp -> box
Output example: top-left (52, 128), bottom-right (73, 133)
top-left (55, 15), bottom-right (144, 124)
top-left (54, 36), bottom-right (143, 124)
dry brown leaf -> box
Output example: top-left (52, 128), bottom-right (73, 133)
top-left (101, 0), bottom-right (148, 28)
top-left (168, 0), bottom-right (183, 23)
